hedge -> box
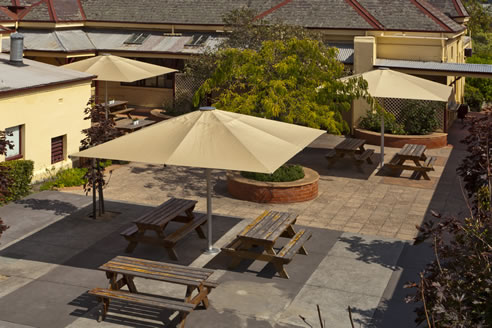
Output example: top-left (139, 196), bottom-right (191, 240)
top-left (241, 164), bottom-right (305, 182)
top-left (0, 160), bottom-right (34, 204)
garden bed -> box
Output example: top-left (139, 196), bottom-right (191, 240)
top-left (354, 128), bottom-right (448, 149)
top-left (227, 167), bottom-right (319, 203)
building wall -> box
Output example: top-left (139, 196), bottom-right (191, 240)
top-left (104, 82), bottom-right (174, 108)
top-left (0, 81), bottom-right (92, 181)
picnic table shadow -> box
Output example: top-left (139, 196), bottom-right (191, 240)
top-left (288, 147), bottom-right (379, 180)
top-left (0, 200), bottom-right (241, 270)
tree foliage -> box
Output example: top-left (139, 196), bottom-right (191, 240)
top-left (0, 130), bottom-right (12, 239)
top-left (406, 112), bottom-right (492, 327)
top-left (193, 38), bottom-right (369, 134)
top-left (463, 0), bottom-right (492, 36)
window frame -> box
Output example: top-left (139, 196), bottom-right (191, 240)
top-left (5, 125), bottom-right (23, 161)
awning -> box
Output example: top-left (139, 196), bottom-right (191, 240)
top-left (375, 59), bottom-right (492, 79)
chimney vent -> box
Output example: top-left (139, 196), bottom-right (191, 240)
top-left (9, 32), bottom-right (24, 66)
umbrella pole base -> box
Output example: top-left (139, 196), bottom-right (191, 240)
top-left (204, 247), bottom-right (220, 254)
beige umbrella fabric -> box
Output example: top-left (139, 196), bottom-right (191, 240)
top-left (340, 68), bottom-right (453, 166)
top-left (63, 54), bottom-right (177, 82)
top-left (72, 107), bottom-right (324, 252)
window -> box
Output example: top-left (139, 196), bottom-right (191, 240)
top-left (185, 34), bottom-right (209, 47)
top-left (51, 135), bottom-right (64, 164)
top-left (124, 32), bottom-right (150, 45)
top-left (5, 125), bottom-right (22, 160)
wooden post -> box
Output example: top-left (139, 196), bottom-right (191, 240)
top-left (92, 158), bottom-right (97, 219)
top-left (97, 159), bottom-right (105, 214)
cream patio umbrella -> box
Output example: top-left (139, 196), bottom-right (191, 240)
top-left (340, 68), bottom-right (453, 167)
top-left (63, 54), bottom-right (177, 116)
top-left (71, 107), bottom-right (324, 253)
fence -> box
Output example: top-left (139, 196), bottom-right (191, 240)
top-left (376, 98), bottom-right (448, 132)
top-left (174, 73), bottom-right (206, 113)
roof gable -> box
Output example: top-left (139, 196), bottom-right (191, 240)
top-left (426, 0), bottom-right (468, 18)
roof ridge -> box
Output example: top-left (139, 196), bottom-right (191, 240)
top-left (18, 0), bottom-right (47, 20)
top-left (47, 0), bottom-right (57, 21)
top-left (344, 0), bottom-right (384, 30)
top-left (76, 0), bottom-right (86, 20)
top-left (0, 6), bottom-right (18, 20)
top-left (410, 0), bottom-right (453, 32)
top-left (254, 0), bottom-right (294, 21)
top-left (451, 0), bottom-right (464, 16)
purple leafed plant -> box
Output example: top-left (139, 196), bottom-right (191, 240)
top-left (405, 112), bottom-right (492, 327)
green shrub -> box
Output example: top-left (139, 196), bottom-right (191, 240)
top-left (241, 164), bottom-right (304, 182)
top-left (401, 100), bottom-right (440, 135)
top-left (40, 167), bottom-right (88, 191)
top-left (359, 109), bottom-right (405, 135)
top-left (0, 160), bottom-right (34, 204)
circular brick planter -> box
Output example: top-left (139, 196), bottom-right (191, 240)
top-left (227, 167), bottom-right (319, 203)
top-left (354, 128), bottom-right (448, 149)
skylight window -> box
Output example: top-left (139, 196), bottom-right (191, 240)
top-left (124, 33), bottom-right (150, 45)
top-left (186, 34), bottom-right (209, 47)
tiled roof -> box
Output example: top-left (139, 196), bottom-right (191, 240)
top-left (0, 52), bottom-right (94, 94)
top-left (327, 42), bottom-right (354, 64)
top-left (375, 59), bottom-right (492, 75)
top-left (427, 0), bottom-right (468, 18)
top-left (0, 0), bottom-right (467, 33)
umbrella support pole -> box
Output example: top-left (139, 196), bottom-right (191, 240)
top-left (204, 168), bottom-right (219, 254)
top-left (380, 115), bottom-right (385, 169)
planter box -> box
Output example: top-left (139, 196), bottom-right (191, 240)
top-left (227, 167), bottom-right (319, 203)
top-left (354, 128), bottom-right (448, 149)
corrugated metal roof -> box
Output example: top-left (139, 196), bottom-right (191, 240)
top-left (375, 59), bottom-right (492, 75)
top-left (327, 43), bottom-right (354, 64)
top-left (2, 28), bottom-right (226, 54)
top-left (0, 53), bottom-right (94, 93)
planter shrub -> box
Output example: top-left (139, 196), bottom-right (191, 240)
top-left (40, 167), bottom-right (88, 191)
top-left (359, 110), bottom-right (405, 135)
top-left (402, 100), bottom-right (440, 135)
top-left (0, 160), bottom-right (34, 204)
top-left (241, 164), bottom-right (304, 182)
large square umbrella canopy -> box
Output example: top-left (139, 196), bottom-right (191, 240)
top-left (72, 108), bottom-right (325, 251)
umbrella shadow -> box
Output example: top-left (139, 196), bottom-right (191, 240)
top-left (134, 165), bottom-right (229, 199)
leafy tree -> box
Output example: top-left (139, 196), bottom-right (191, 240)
top-left (80, 99), bottom-right (122, 218)
top-left (0, 130), bottom-right (12, 240)
top-left (463, 0), bottom-right (492, 35)
top-left (193, 38), bottom-right (369, 134)
top-left (406, 112), bottom-right (492, 327)
top-left (465, 55), bottom-right (492, 111)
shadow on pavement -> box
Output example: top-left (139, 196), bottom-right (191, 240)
top-left (289, 147), bottom-right (379, 180)
top-left (15, 198), bottom-right (79, 216)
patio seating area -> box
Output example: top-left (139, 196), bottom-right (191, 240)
top-left (0, 121), bottom-right (469, 327)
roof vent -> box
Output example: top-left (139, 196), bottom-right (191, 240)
top-left (185, 34), bottom-right (209, 47)
top-left (9, 32), bottom-right (24, 66)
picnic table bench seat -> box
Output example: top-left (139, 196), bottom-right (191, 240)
top-left (325, 149), bottom-right (336, 159)
top-left (89, 288), bottom-right (195, 327)
top-left (275, 229), bottom-right (312, 262)
top-left (354, 149), bottom-right (374, 163)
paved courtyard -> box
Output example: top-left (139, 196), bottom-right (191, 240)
top-left (0, 122), bottom-right (469, 327)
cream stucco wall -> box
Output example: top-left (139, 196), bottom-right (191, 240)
top-left (0, 81), bottom-right (92, 181)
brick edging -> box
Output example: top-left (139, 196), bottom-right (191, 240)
top-left (354, 128), bottom-right (448, 149)
top-left (227, 167), bottom-right (319, 203)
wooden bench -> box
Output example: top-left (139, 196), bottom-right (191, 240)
top-left (121, 198), bottom-right (206, 260)
top-left (89, 288), bottom-right (195, 327)
top-left (221, 210), bottom-right (311, 279)
top-left (109, 107), bottom-right (134, 119)
top-left (386, 154), bottom-right (436, 180)
top-left (354, 149), bottom-right (374, 164)
top-left (325, 149), bottom-right (336, 159)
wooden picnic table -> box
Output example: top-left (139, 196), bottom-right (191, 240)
top-left (101, 100), bottom-right (134, 119)
top-left (386, 144), bottom-right (437, 180)
top-left (121, 197), bottom-right (207, 260)
top-left (88, 256), bottom-right (218, 327)
top-left (115, 118), bottom-right (156, 132)
top-left (325, 137), bottom-right (374, 167)
top-left (221, 210), bottom-right (312, 279)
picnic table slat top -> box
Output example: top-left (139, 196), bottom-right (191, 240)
top-left (239, 210), bottom-right (297, 242)
top-left (335, 138), bottom-right (365, 151)
top-left (135, 198), bottom-right (196, 226)
top-left (398, 144), bottom-right (426, 159)
top-left (100, 256), bottom-right (213, 286)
